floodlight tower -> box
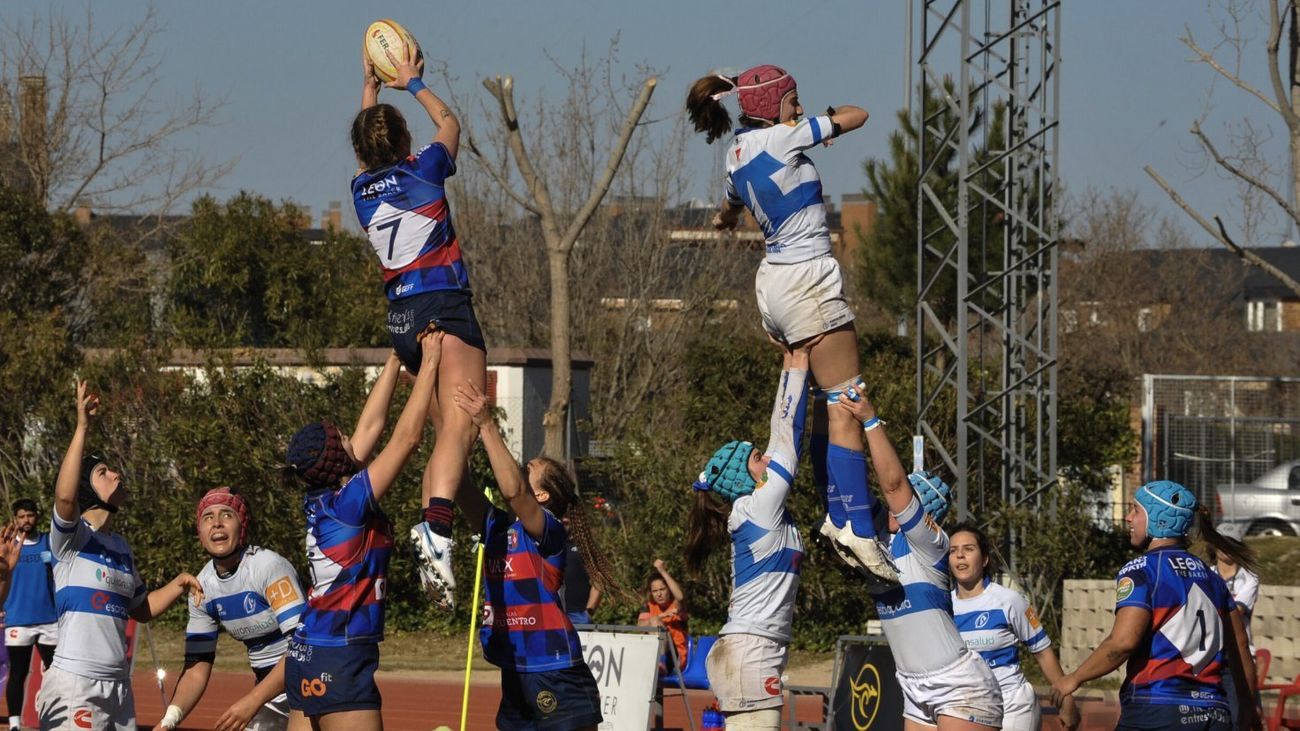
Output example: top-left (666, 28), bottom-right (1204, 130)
top-left (913, 0), bottom-right (1061, 573)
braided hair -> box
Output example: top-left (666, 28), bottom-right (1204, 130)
top-left (351, 103), bottom-right (412, 171)
top-left (531, 458), bottom-right (624, 598)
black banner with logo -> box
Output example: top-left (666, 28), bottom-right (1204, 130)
top-left (830, 640), bottom-right (904, 731)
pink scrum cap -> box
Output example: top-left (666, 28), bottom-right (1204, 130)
top-left (736, 64), bottom-right (797, 123)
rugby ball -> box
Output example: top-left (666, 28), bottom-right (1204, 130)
top-left (364, 19), bottom-right (420, 83)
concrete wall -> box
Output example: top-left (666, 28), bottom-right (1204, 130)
top-left (1063, 579), bottom-right (1300, 684)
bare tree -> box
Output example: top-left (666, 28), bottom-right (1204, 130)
top-left (1060, 188), bottom-right (1298, 378)
top-left (464, 58), bottom-right (656, 459)
top-left (1146, 0), bottom-right (1300, 295)
top-left (0, 6), bottom-right (230, 217)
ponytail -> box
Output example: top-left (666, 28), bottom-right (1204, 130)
top-left (532, 458), bottom-right (627, 599)
top-left (686, 74), bottom-right (737, 144)
top-left (1196, 508), bottom-right (1258, 573)
top-left (685, 489), bottom-right (730, 574)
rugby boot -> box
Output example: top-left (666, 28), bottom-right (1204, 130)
top-left (410, 522), bottom-right (456, 609)
top-left (835, 521), bottom-right (900, 583)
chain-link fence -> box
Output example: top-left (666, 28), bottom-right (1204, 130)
top-left (1142, 375), bottom-right (1300, 524)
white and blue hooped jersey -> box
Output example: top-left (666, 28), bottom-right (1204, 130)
top-left (724, 116), bottom-right (834, 264)
top-left (952, 580), bottom-right (1051, 692)
top-left (184, 546), bottom-right (307, 672)
top-left (869, 496), bottom-right (968, 674)
top-left (49, 512), bottom-right (146, 680)
top-left (721, 367), bottom-right (808, 643)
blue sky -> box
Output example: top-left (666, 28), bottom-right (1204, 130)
top-left (6, 1), bottom-right (1291, 243)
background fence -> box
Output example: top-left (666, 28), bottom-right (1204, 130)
top-left (1141, 375), bottom-right (1300, 517)
top-left (1063, 579), bottom-right (1300, 684)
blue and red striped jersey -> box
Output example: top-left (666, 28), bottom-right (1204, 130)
top-left (1115, 546), bottom-right (1237, 709)
top-left (351, 142), bottom-right (469, 300)
top-left (296, 470), bottom-right (393, 647)
top-left (478, 506), bottom-right (584, 672)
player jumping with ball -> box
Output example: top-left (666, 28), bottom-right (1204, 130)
top-left (352, 39), bottom-right (483, 610)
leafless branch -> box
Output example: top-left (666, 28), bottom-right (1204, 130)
top-left (482, 76), bottom-right (563, 246)
top-left (0, 6), bottom-right (228, 213)
top-left (462, 133), bottom-right (540, 215)
top-left (559, 78), bottom-right (656, 254)
top-left (1191, 119), bottom-right (1300, 223)
top-left (1146, 164), bottom-right (1300, 298)
top-left (1184, 23), bottom-right (1282, 115)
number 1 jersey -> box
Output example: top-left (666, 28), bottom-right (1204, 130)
top-left (351, 142), bottom-right (469, 301)
top-left (1114, 547), bottom-right (1237, 709)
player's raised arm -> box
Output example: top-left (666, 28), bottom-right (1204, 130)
top-left (54, 382), bottom-right (98, 523)
top-left (388, 53), bottom-right (459, 159)
top-left (349, 351), bottom-right (403, 465)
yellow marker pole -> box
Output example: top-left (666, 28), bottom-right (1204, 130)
top-left (459, 492), bottom-right (491, 731)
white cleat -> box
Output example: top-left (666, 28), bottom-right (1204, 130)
top-left (820, 515), bottom-right (868, 572)
top-left (835, 521), bottom-right (900, 584)
top-left (410, 523), bottom-right (456, 609)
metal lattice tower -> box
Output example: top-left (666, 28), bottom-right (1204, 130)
top-left (914, 0), bottom-right (1061, 570)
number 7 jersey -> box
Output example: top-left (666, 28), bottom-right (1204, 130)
top-left (351, 142), bottom-right (469, 300)
top-left (1114, 546), bottom-right (1237, 709)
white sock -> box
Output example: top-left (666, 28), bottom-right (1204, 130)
top-left (10, 715), bottom-right (20, 728)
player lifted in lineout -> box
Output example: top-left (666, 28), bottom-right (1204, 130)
top-left (352, 21), bottom-right (484, 609)
top-left (686, 65), bottom-right (897, 583)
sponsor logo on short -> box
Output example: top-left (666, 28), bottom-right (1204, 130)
top-left (764, 676), bottom-right (782, 696)
top-left (386, 308), bottom-right (414, 335)
top-left (300, 673), bottom-right (330, 697)
top-left (73, 708), bottom-right (93, 730)
top-left (536, 690), bottom-right (558, 715)
top-left (1116, 577), bottom-right (1135, 602)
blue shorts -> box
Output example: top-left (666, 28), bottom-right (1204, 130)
top-left (498, 662), bottom-right (603, 731)
top-left (387, 289), bottom-right (486, 373)
top-left (285, 640), bottom-right (381, 716)
top-left (1116, 702), bottom-right (1230, 731)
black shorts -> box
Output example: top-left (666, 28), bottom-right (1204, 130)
top-left (1116, 702), bottom-right (1230, 731)
top-left (285, 640), bottom-right (381, 716)
top-left (387, 288), bottom-right (486, 373)
top-left (497, 662), bottom-right (603, 731)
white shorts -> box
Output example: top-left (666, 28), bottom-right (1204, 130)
top-left (755, 255), bottom-right (855, 344)
top-left (999, 678), bottom-right (1040, 731)
top-left (7, 622), bottom-right (58, 647)
top-left (36, 665), bottom-right (134, 731)
top-left (706, 634), bottom-right (789, 712)
top-left (896, 650), bottom-right (1003, 728)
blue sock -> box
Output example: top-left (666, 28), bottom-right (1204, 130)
top-left (811, 433), bottom-right (846, 528)
top-left (827, 444), bottom-right (878, 538)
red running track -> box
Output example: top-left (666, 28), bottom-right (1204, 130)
top-left (19, 671), bottom-right (1127, 730)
